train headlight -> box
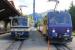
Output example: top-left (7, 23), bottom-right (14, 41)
top-left (67, 29), bottom-right (70, 33)
top-left (52, 29), bottom-right (55, 33)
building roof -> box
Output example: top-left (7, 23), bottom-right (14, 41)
top-left (0, 0), bottom-right (21, 21)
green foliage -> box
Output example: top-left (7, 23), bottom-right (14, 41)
top-left (72, 31), bottom-right (75, 36)
top-left (37, 20), bottom-right (41, 26)
top-left (69, 3), bottom-right (75, 30)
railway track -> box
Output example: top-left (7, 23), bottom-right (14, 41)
top-left (6, 40), bottom-right (16, 50)
top-left (54, 45), bottom-right (64, 50)
top-left (63, 44), bottom-right (72, 50)
top-left (18, 40), bottom-right (24, 50)
top-left (6, 40), bottom-right (24, 50)
top-left (54, 44), bottom-right (72, 50)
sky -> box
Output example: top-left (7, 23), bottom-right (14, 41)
top-left (13, 0), bottom-right (75, 15)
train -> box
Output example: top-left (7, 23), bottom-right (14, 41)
top-left (39, 11), bottom-right (72, 44)
top-left (10, 16), bottom-right (30, 40)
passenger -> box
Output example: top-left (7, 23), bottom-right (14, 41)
top-left (12, 19), bottom-right (18, 26)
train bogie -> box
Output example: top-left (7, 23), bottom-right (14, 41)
top-left (11, 31), bottom-right (29, 39)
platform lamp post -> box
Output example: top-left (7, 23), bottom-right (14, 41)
top-left (33, 0), bottom-right (35, 26)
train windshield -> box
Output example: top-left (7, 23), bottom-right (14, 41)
top-left (11, 17), bottom-right (28, 27)
top-left (49, 14), bottom-right (72, 25)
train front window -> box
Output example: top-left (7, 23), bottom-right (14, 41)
top-left (12, 18), bottom-right (28, 27)
top-left (49, 15), bottom-right (72, 25)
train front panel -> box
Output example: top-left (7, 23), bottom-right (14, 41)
top-left (47, 11), bottom-right (72, 43)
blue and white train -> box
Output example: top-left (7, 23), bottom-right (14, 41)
top-left (10, 16), bottom-right (30, 39)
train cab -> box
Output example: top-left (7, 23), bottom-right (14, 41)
top-left (10, 16), bottom-right (30, 40)
top-left (48, 11), bottom-right (72, 43)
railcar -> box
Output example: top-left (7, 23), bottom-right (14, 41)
top-left (10, 16), bottom-right (30, 39)
top-left (47, 11), bottom-right (72, 43)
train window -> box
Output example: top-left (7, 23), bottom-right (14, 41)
top-left (12, 19), bottom-right (18, 26)
top-left (18, 18), bottom-right (28, 26)
top-left (49, 14), bottom-right (72, 25)
top-left (12, 18), bottom-right (28, 27)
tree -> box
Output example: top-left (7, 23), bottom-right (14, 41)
top-left (69, 1), bottom-right (75, 30)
